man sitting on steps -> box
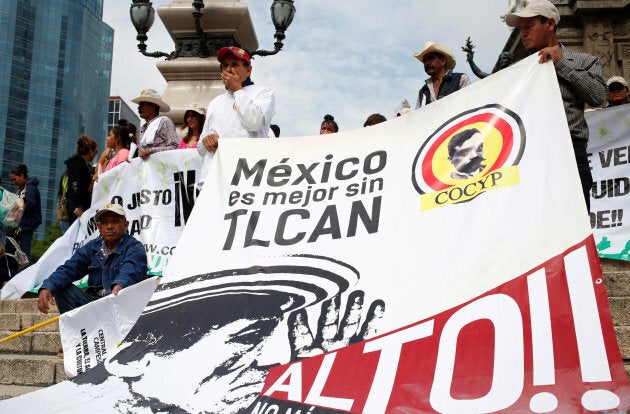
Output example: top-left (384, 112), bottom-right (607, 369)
top-left (37, 204), bottom-right (147, 315)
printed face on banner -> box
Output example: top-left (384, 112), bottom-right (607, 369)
top-left (102, 294), bottom-right (288, 412)
top-left (412, 104), bottom-right (526, 211)
top-left (73, 256), bottom-right (382, 413)
top-left (447, 128), bottom-right (486, 179)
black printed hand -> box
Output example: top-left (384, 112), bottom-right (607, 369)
top-left (288, 290), bottom-right (385, 361)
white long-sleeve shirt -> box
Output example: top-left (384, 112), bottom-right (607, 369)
top-left (198, 83), bottom-right (275, 156)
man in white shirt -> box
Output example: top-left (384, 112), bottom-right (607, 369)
top-left (198, 47), bottom-right (276, 156)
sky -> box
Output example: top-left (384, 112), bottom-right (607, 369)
top-left (103, 0), bottom-right (515, 137)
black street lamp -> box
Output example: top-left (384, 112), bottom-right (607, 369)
top-left (251, 0), bottom-right (296, 57)
top-left (129, 0), bottom-right (296, 60)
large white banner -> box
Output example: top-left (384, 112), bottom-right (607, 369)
top-left (1, 56), bottom-right (629, 413)
top-left (0, 150), bottom-right (203, 299)
top-left (587, 104), bottom-right (630, 260)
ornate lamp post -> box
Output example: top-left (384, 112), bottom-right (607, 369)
top-left (251, 0), bottom-right (296, 57)
top-left (129, 0), bottom-right (296, 60)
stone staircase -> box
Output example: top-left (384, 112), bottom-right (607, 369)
top-left (0, 298), bottom-right (66, 400)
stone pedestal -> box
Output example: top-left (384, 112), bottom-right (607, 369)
top-left (156, 0), bottom-right (259, 123)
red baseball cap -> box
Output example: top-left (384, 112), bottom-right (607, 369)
top-left (217, 47), bottom-right (251, 64)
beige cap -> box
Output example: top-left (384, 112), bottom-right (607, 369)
top-left (607, 76), bottom-right (628, 88)
top-left (185, 103), bottom-right (206, 116)
top-left (505, 0), bottom-right (560, 27)
top-left (95, 204), bottom-right (126, 221)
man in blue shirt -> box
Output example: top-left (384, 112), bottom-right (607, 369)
top-left (37, 204), bottom-right (148, 314)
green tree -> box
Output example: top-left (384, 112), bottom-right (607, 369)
top-left (30, 222), bottom-right (63, 263)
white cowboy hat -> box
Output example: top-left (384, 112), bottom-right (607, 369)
top-left (413, 41), bottom-right (456, 70)
top-left (131, 89), bottom-right (171, 113)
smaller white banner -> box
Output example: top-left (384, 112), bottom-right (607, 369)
top-left (587, 104), bottom-right (630, 260)
top-left (59, 277), bottom-right (159, 377)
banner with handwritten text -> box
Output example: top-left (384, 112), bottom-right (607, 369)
top-left (587, 104), bottom-right (630, 261)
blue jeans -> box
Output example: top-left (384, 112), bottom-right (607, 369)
top-left (53, 284), bottom-right (102, 314)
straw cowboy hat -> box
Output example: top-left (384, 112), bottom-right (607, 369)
top-left (131, 89), bottom-right (171, 113)
top-left (413, 41), bottom-right (456, 70)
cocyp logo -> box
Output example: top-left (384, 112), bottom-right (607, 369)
top-left (412, 104), bottom-right (525, 211)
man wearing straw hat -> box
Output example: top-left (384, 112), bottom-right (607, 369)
top-left (131, 88), bottom-right (179, 159)
top-left (414, 41), bottom-right (471, 109)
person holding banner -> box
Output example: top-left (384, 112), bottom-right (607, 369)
top-left (37, 204), bottom-right (147, 315)
top-left (132, 89), bottom-right (179, 159)
top-left (506, 0), bottom-right (607, 212)
top-left (198, 47), bottom-right (275, 155)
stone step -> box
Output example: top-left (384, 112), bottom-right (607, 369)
top-left (0, 298), bottom-right (54, 314)
top-left (0, 330), bottom-right (61, 354)
top-left (0, 298), bottom-right (62, 356)
top-left (0, 384), bottom-right (45, 401)
top-left (0, 354), bottom-right (66, 386)
top-left (0, 312), bottom-right (60, 332)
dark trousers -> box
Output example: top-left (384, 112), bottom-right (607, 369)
top-left (573, 144), bottom-right (592, 213)
top-left (18, 229), bottom-right (34, 262)
top-left (53, 284), bottom-right (102, 314)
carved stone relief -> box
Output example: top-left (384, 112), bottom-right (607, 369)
top-left (557, 27), bottom-right (583, 41)
top-left (557, 26), bottom-right (583, 47)
top-left (585, 21), bottom-right (614, 79)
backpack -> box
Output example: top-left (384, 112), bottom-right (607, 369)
top-left (5, 237), bottom-right (29, 270)
top-left (57, 172), bottom-right (69, 222)
top-left (0, 187), bottom-right (25, 227)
